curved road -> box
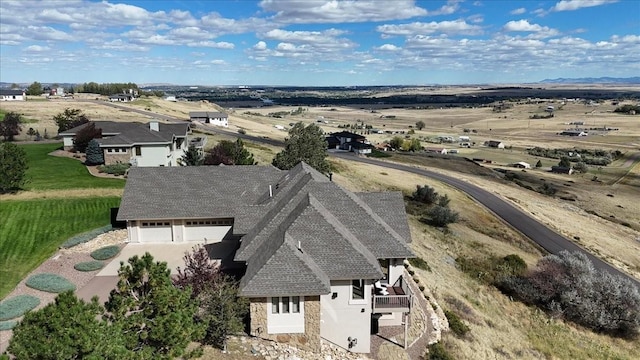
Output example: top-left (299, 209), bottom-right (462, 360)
top-left (89, 101), bottom-right (639, 286)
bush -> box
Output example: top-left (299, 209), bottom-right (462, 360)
top-left (573, 161), bottom-right (588, 173)
top-left (427, 205), bottom-right (459, 227)
top-left (444, 309), bottom-right (470, 337)
top-left (426, 342), bottom-right (455, 360)
top-left (74, 261), bottom-right (105, 272)
top-left (90, 245), bottom-right (120, 260)
top-left (413, 185), bottom-right (439, 205)
top-left (0, 320), bottom-right (17, 331)
top-left (26, 274), bottom-right (76, 293)
top-left (367, 149), bottom-right (391, 158)
top-left (237, 129), bottom-right (246, 135)
top-left (97, 163), bottom-right (130, 176)
top-left (409, 257), bottom-right (432, 271)
top-left (457, 254), bottom-right (527, 285)
top-left (501, 251), bottom-right (640, 339)
top-left (0, 295), bottom-right (40, 320)
top-left (61, 225), bottom-right (113, 248)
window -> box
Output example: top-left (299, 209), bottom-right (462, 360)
top-left (352, 279), bottom-right (364, 300)
top-left (135, 146), bottom-right (141, 156)
top-left (271, 297), bottom-right (279, 314)
top-left (292, 296), bottom-right (300, 313)
top-left (282, 297), bottom-right (290, 313)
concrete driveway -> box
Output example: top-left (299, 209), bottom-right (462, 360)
top-left (77, 240), bottom-right (239, 303)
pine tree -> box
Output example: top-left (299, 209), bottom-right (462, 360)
top-left (0, 142), bottom-right (28, 193)
top-left (105, 253), bottom-right (205, 358)
top-left (272, 123), bottom-right (329, 173)
top-left (85, 139), bottom-right (104, 165)
top-left (179, 145), bottom-right (204, 166)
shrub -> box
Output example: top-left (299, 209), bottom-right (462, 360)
top-left (538, 182), bottom-right (557, 196)
top-left (97, 162), bottom-right (130, 176)
top-left (427, 205), bottom-right (459, 227)
top-left (426, 342), bottom-right (455, 360)
top-left (409, 257), bottom-right (432, 271)
top-left (501, 251), bottom-right (640, 339)
top-left (413, 185), bottom-right (439, 205)
top-left (26, 273), bottom-right (76, 293)
top-left (573, 161), bottom-right (588, 173)
top-left (237, 128), bottom-right (246, 135)
top-left (74, 261), bottom-right (105, 272)
top-left (61, 225), bottom-right (113, 248)
top-left (0, 295), bottom-right (40, 320)
top-left (408, 269), bottom-right (415, 276)
top-left (0, 320), bottom-right (17, 331)
top-left (444, 309), bottom-right (470, 337)
top-left (90, 245), bottom-right (120, 260)
top-left (367, 149), bottom-right (391, 158)
top-left (457, 254), bottom-right (527, 285)
top-left (419, 285), bottom-right (425, 291)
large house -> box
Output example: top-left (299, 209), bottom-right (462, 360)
top-left (189, 111), bottom-right (229, 127)
top-left (59, 121), bottom-right (191, 167)
top-left (326, 131), bottom-right (368, 152)
top-left (0, 89), bottom-right (26, 101)
top-left (116, 162), bottom-right (415, 353)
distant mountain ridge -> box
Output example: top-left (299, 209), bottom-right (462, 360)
top-left (539, 77), bottom-right (640, 84)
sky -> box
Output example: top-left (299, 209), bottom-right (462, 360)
top-left (0, 0), bottom-right (639, 86)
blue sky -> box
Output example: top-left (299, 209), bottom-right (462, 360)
top-left (0, 0), bottom-right (638, 86)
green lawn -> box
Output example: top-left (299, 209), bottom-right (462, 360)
top-left (22, 142), bottom-right (125, 190)
top-left (0, 197), bottom-right (121, 298)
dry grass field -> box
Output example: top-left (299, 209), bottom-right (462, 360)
top-left (2, 91), bottom-right (639, 358)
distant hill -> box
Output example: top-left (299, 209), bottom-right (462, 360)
top-left (539, 77), bottom-right (640, 84)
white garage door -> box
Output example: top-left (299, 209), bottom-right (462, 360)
top-left (139, 221), bottom-right (173, 243)
top-left (184, 219), bottom-right (233, 242)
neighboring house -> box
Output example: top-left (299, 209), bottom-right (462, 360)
top-left (327, 131), bottom-right (367, 152)
top-left (513, 161), bottom-right (531, 169)
top-left (109, 94), bottom-right (135, 102)
top-left (116, 162), bottom-right (416, 354)
top-left (190, 111), bottom-right (229, 127)
top-left (485, 140), bottom-right (505, 149)
top-left (0, 89), bottom-right (25, 101)
top-left (350, 142), bottom-right (374, 155)
top-left (425, 148), bottom-right (448, 155)
top-left (560, 130), bottom-right (588, 136)
top-left (551, 166), bottom-right (573, 174)
top-left (458, 136), bottom-right (470, 142)
top-left (59, 121), bottom-right (191, 167)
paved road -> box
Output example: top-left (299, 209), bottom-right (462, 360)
top-left (89, 101), bottom-right (639, 286)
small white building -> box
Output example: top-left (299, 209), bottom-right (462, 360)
top-left (190, 111), bottom-right (229, 127)
top-left (0, 90), bottom-right (25, 101)
top-left (513, 161), bottom-right (531, 169)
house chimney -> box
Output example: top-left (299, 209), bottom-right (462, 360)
top-left (269, 185), bottom-right (273, 198)
top-left (149, 121), bottom-right (159, 132)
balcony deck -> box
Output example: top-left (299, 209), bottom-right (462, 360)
top-left (372, 280), bottom-right (412, 313)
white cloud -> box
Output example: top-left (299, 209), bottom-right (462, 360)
top-left (259, 0), bottom-right (430, 23)
top-left (253, 41), bottom-right (267, 50)
top-left (552, 0), bottom-right (618, 12)
top-left (377, 44), bottom-right (401, 51)
top-left (24, 45), bottom-right (51, 52)
top-left (510, 7), bottom-right (526, 15)
top-left (503, 20), bottom-right (559, 38)
top-left (377, 20), bottom-right (483, 37)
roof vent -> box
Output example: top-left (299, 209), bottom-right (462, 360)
top-left (269, 185), bottom-right (273, 198)
top-left (297, 240), bottom-right (303, 253)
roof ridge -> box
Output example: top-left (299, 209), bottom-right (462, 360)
top-left (336, 185), bottom-right (413, 255)
top-left (307, 194), bottom-right (382, 278)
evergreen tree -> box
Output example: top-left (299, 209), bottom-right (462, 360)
top-left (85, 139), bottom-right (104, 165)
top-left (0, 142), bottom-right (28, 193)
top-left (204, 138), bottom-right (255, 166)
top-left (558, 156), bottom-right (571, 168)
top-left (535, 160), bottom-right (542, 168)
top-left (8, 292), bottom-right (133, 360)
top-left (53, 108), bottom-right (89, 133)
top-left (26, 81), bottom-right (42, 96)
top-left (105, 253), bottom-right (205, 359)
top-left (179, 145), bottom-right (204, 166)
top-left (272, 123), bottom-right (329, 173)
top-left (0, 111), bottom-right (22, 141)
top-left (415, 120), bottom-right (426, 130)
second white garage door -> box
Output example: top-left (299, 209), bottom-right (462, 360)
top-left (183, 219), bottom-right (233, 242)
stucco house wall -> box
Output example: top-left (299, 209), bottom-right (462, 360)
top-left (320, 280), bottom-right (372, 353)
top-left (250, 296), bottom-right (321, 352)
top-left (131, 145), bottom-right (170, 166)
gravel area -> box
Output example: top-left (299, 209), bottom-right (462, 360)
top-left (0, 230), bottom-right (127, 353)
